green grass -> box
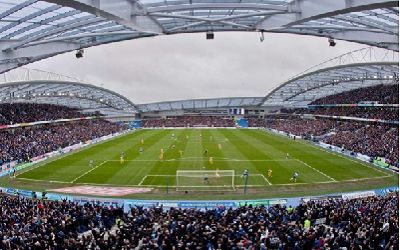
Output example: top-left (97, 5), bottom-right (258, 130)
top-left (6, 128), bottom-right (398, 199)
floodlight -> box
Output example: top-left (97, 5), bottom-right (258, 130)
top-left (328, 38), bottom-right (336, 47)
top-left (76, 49), bottom-right (84, 58)
top-left (206, 31), bottom-right (214, 40)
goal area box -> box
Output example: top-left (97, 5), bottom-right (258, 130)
top-left (176, 170), bottom-right (235, 191)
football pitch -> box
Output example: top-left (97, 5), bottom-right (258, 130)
top-left (13, 128), bottom-right (397, 197)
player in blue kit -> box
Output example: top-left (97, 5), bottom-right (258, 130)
top-left (289, 172), bottom-right (299, 182)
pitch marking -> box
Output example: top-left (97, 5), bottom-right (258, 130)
top-left (138, 176), bottom-right (148, 185)
top-left (296, 159), bottom-right (336, 182)
top-left (71, 161), bottom-right (107, 183)
top-left (259, 174), bottom-right (272, 185)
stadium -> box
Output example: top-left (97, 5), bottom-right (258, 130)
top-left (0, 0), bottom-right (399, 249)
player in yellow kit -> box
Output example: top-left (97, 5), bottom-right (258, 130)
top-left (186, 135), bottom-right (189, 140)
top-left (159, 153), bottom-right (163, 162)
top-left (120, 152), bottom-right (124, 164)
top-left (215, 168), bottom-right (220, 179)
top-left (268, 168), bottom-right (273, 178)
top-left (209, 157), bottom-right (213, 165)
top-left (179, 150), bottom-right (183, 157)
top-left (218, 144), bottom-right (222, 150)
top-left (161, 148), bottom-right (164, 154)
top-left (141, 140), bottom-right (144, 144)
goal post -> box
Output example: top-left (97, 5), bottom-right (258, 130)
top-left (176, 170), bottom-right (235, 191)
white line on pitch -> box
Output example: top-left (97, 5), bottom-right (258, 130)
top-left (107, 159), bottom-right (294, 162)
top-left (138, 176), bottom-right (148, 185)
top-left (296, 159), bottom-right (336, 182)
top-left (146, 174), bottom-right (265, 177)
top-left (259, 174), bottom-right (272, 185)
top-left (16, 177), bottom-right (71, 184)
top-left (71, 161), bottom-right (107, 183)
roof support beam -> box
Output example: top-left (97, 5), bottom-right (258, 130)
top-left (46, 0), bottom-right (164, 33)
top-left (0, 5), bottom-right (62, 34)
top-left (147, 3), bottom-right (290, 13)
top-left (255, 0), bottom-right (399, 30)
top-left (0, 0), bottom-right (37, 20)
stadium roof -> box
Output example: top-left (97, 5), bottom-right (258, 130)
top-left (262, 47), bottom-right (399, 105)
top-left (137, 97), bottom-right (264, 112)
top-left (262, 62), bottom-right (399, 105)
top-left (0, 68), bottom-right (138, 112)
top-left (0, 0), bottom-right (398, 74)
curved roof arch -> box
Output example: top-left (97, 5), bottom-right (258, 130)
top-left (137, 97), bottom-right (264, 112)
top-left (0, 0), bottom-right (397, 74)
top-left (262, 61), bottom-right (399, 105)
top-left (262, 47), bottom-right (399, 105)
top-left (0, 68), bottom-right (138, 112)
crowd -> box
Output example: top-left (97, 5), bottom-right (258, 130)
top-left (0, 103), bottom-right (95, 125)
top-left (0, 120), bottom-right (126, 165)
top-left (304, 107), bottom-right (398, 121)
top-left (324, 125), bottom-right (398, 166)
top-left (0, 192), bottom-right (397, 250)
top-left (246, 118), bottom-right (340, 137)
top-left (142, 116), bottom-right (236, 128)
top-left (310, 84), bottom-right (398, 105)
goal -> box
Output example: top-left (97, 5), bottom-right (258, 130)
top-left (176, 170), bottom-right (235, 191)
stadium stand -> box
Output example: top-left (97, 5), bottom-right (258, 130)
top-left (304, 107), bottom-right (398, 121)
top-left (324, 124), bottom-right (398, 166)
top-left (236, 119), bottom-right (249, 128)
top-left (0, 192), bottom-right (397, 250)
top-left (141, 116), bottom-right (236, 128)
top-left (0, 120), bottom-right (126, 165)
top-left (0, 103), bottom-right (95, 125)
top-left (309, 84), bottom-right (399, 105)
top-left (246, 118), bottom-right (340, 137)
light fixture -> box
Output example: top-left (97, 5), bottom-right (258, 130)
top-left (328, 38), bottom-right (336, 47)
top-left (206, 31), bottom-right (214, 40)
top-left (76, 49), bottom-right (84, 58)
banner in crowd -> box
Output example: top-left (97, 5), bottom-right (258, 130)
top-left (0, 160), bottom-right (18, 175)
top-left (342, 191), bottom-right (376, 200)
top-left (235, 199), bottom-right (287, 207)
top-left (302, 114), bottom-right (398, 124)
top-left (310, 104), bottom-right (399, 107)
top-left (179, 201), bottom-right (236, 209)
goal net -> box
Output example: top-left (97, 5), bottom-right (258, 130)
top-left (176, 170), bottom-right (235, 191)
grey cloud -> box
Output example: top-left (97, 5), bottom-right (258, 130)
top-left (27, 32), bottom-right (366, 103)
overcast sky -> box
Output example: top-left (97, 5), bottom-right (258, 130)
top-left (26, 32), bottom-right (366, 104)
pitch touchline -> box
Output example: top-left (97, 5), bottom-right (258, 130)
top-left (296, 159), bottom-right (336, 182)
top-left (107, 159), bottom-right (295, 162)
top-left (17, 174), bottom-right (392, 187)
top-left (16, 177), bottom-right (71, 184)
